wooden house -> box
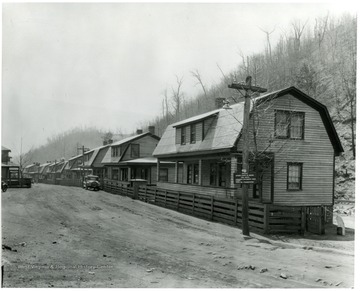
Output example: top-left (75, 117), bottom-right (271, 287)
top-left (1, 146), bottom-right (12, 164)
top-left (38, 162), bottom-right (51, 180)
top-left (101, 129), bottom-right (174, 186)
top-left (68, 154), bottom-right (93, 180)
top-left (81, 144), bottom-right (111, 180)
top-left (23, 163), bottom-right (40, 182)
top-left (153, 86), bottom-right (343, 209)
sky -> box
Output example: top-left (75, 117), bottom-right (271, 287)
top-left (1, 1), bottom-right (357, 155)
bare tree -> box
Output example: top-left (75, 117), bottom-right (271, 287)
top-left (171, 75), bottom-right (184, 119)
top-left (190, 69), bottom-right (207, 98)
top-left (162, 88), bottom-right (171, 124)
top-left (291, 19), bottom-right (308, 53)
top-left (259, 25), bottom-right (276, 60)
top-left (314, 13), bottom-right (329, 49)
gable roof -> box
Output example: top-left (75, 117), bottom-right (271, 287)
top-left (254, 86), bottom-right (343, 154)
top-left (153, 86), bottom-right (343, 158)
top-left (101, 131), bottom-right (160, 164)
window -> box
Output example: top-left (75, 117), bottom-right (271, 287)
top-left (120, 168), bottom-right (128, 181)
top-left (290, 112), bottom-right (304, 139)
top-left (218, 163), bottom-right (226, 187)
top-left (287, 163), bottom-right (303, 190)
top-left (159, 168), bottom-right (168, 182)
top-left (181, 127), bottom-right (186, 145)
top-left (187, 163), bottom-right (199, 184)
top-left (190, 124), bottom-right (196, 143)
top-left (111, 146), bottom-right (121, 157)
top-left (140, 168), bottom-right (148, 180)
top-left (275, 110), bottom-right (304, 139)
top-left (131, 144), bottom-right (140, 158)
top-left (187, 164), bottom-right (193, 184)
top-left (112, 168), bottom-right (119, 180)
top-left (193, 164), bottom-right (199, 184)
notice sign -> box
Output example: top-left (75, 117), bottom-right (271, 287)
top-left (234, 173), bottom-right (256, 184)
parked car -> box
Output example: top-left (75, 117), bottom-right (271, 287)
top-left (83, 175), bottom-right (101, 191)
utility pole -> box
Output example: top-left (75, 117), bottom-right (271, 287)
top-left (228, 76), bottom-right (267, 236)
top-left (77, 145), bottom-right (89, 183)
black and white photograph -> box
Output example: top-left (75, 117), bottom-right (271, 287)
top-left (1, 1), bottom-right (357, 288)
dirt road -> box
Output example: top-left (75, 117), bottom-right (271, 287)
top-left (1, 184), bottom-right (354, 287)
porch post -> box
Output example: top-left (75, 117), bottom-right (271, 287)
top-left (230, 156), bottom-right (238, 188)
top-left (127, 167), bottom-right (131, 181)
top-left (199, 159), bottom-right (202, 185)
top-left (175, 161), bottom-right (179, 183)
top-left (156, 159), bottom-right (160, 182)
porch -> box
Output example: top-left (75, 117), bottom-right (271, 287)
top-left (156, 153), bottom-right (273, 201)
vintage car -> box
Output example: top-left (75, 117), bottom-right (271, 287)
top-left (83, 175), bottom-right (101, 191)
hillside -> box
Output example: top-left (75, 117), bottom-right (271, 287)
top-left (143, 13), bottom-right (356, 200)
top-left (20, 127), bottom-right (108, 164)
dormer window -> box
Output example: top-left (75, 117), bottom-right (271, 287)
top-left (181, 127), bottom-right (186, 145)
top-left (111, 146), bottom-right (121, 157)
top-left (131, 144), bottom-right (140, 158)
top-left (190, 124), bottom-right (196, 144)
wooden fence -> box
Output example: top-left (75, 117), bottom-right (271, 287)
top-left (103, 180), bottom-right (305, 235)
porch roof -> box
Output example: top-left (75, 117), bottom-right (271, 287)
top-left (118, 157), bottom-right (174, 166)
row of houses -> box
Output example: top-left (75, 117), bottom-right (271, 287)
top-left (24, 86), bottom-right (343, 211)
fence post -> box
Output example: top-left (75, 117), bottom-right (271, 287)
top-left (210, 196), bottom-right (214, 221)
top-left (192, 194), bottom-right (195, 214)
top-left (133, 182), bottom-right (139, 200)
top-left (177, 192), bottom-right (180, 210)
top-left (164, 190), bottom-right (167, 207)
top-left (154, 189), bottom-right (157, 204)
top-left (263, 204), bottom-right (269, 234)
top-left (144, 186), bottom-right (147, 202)
top-left (234, 199), bottom-right (238, 226)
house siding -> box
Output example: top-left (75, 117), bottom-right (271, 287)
top-left (238, 93), bottom-right (334, 206)
top-left (121, 135), bottom-right (159, 161)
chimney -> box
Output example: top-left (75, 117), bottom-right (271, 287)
top-left (215, 97), bottom-right (226, 109)
top-left (148, 126), bottom-right (155, 135)
top-left (136, 129), bottom-right (143, 134)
